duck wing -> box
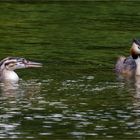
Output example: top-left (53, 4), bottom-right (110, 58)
top-left (115, 56), bottom-right (136, 74)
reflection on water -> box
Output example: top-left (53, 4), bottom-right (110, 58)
top-left (1, 1), bottom-right (140, 139)
top-left (132, 76), bottom-right (140, 114)
top-left (115, 75), bottom-right (140, 139)
top-left (134, 76), bottom-right (140, 99)
top-left (0, 79), bottom-right (42, 139)
top-left (129, 76), bottom-right (140, 139)
top-left (0, 79), bottom-right (41, 98)
top-left (0, 75), bottom-right (140, 139)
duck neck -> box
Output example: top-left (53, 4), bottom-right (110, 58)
top-left (1, 69), bottom-right (19, 82)
top-left (135, 57), bottom-right (140, 75)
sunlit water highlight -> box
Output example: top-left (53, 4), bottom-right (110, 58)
top-left (0, 74), bottom-right (139, 139)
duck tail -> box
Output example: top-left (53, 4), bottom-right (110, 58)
top-left (115, 56), bottom-right (126, 73)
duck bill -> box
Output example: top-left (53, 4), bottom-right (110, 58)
top-left (26, 61), bottom-right (42, 68)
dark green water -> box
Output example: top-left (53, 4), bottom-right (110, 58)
top-left (0, 1), bottom-right (140, 139)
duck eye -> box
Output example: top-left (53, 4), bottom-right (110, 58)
top-left (8, 62), bottom-right (16, 68)
top-left (23, 59), bottom-right (27, 64)
top-left (138, 46), bottom-right (140, 49)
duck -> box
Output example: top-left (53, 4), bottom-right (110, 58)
top-left (115, 39), bottom-right (140, 77)
top-left (0, 57), bottom-right (42, 83)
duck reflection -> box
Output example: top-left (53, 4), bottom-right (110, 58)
top-left (117, 74), bottom-right (140, 113)
top-left (134, 76), bottom-right (140, 99)
top-left (116, 74), bottom-right (140, 98)
top-left (132, 76), bottom-right (140, 114)
top-left (0, 80), bottom-right (42, 139)
top-left (0, 79), bottom-right (41, 98)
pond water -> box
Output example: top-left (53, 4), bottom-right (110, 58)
top-left (0, 1), bottom-right (140, 139)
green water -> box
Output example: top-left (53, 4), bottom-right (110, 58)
top-left (0, 1), bottom-right (140, 139)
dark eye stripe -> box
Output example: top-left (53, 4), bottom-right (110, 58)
top-left (0, 57), bottom-right (25, 67)
top-left (5, 61), bottom-right (16, 66)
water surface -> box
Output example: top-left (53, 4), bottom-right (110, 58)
top-left (0, 1), bottom-right (140, 139)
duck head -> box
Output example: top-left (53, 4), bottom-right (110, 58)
top-left (0, 57), bottom-right (42, 82)
top-left (130, 39), bottom-right (140, 59)
top-left (0, 57), bottom-right (42, 71)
